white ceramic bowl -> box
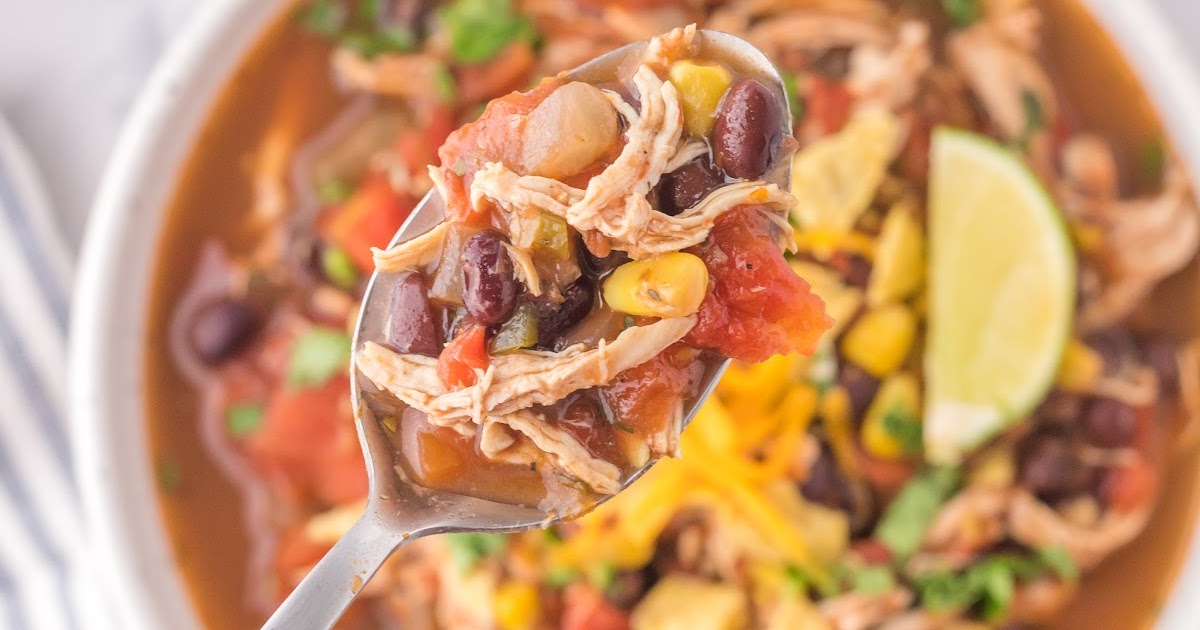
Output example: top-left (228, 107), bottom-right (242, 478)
top-left (69, 1), bottom-right (1200, 628)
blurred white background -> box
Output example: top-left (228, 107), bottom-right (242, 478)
top-left (1, 0), bottom-right (1199, 250)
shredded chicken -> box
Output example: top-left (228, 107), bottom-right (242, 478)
top-left (848, 21), bottom-right (932, 112)
top-left (502, 243), bottom-right (542, 297)
top-left (372, 222), bottom-right (450, 273)
top-left (1089, 366), bottom-right (1160, 407)
top-left (1008, 577), bottom-right (1078, 625)
top-left (1008, 490), bottom-right (1152, 569)
top-left (332, 48), bottom-right (445, 100)
top-left (356, 316), bottom-right (695, 429)
top-left (946, 7), bottom-right (1057, 143)
top-left (1080, 164), bottom-right (1200, 329)
top-left (643, 23), bottom-right (698, 70)
top-left (472, 162), bottom-right (795, 260)
top-left (480, 411), bottom-right (622, 495)
top-left (747, 13), bottom-right (891, 58)
top-left (820, 588), bottom-right (914, 630)
top-left (922, 486), bottom-right (1011, 559)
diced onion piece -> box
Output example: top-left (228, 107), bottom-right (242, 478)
top-left (520, 82), bottom-right (619, 180)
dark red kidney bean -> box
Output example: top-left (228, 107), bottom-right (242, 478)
top-left (1018, 433), bottom-right (1093, 501)
top-left (712, 78), bottom-right (786, 179)
top-left (387, 272), bottom-right (441, 357)
top-left (1083, 327), bottom-right (1137, 375)
top-left (1083, 397), bottom-right (1137, 448)
top-left (533, 276), bottom-right (595, 348)
top-left (653, 157), bottom-right (725, 216)
top-left (1141, 337), bottom-right (1180, 397)
top-left (831, 251), bottom-right (872, 289)
top-left (800, 447), bottom-right (854, 512)
top-left (579, 236), bottom-right (630, 278)
top-left (190, 297), bottom-right (257, 365)
top-left (838, 362), bottom-right (879, 421)
top-left (461, 230), bottom-right (519, 325)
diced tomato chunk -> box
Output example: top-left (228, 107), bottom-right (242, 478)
top-left (562, 584), bottom-right (631, 630)
top-left (437, 325), bottom-right (489, 389)
top-left (395, 104), bottom-right (456, 172)
top-left (686, 207), bottom-right (831, 363)
top-left (437, 78), bottom-right (560, 222)
top-left (603, 345), bottom-right (703, 440)
top-left (245, 375), bottom-right (368, 506)
top-left (1100, 457), bottom-right (1159, 514)
top-left (802, 75), bottom-right (854, 139)
top-left (321, 176), bottom-right (416, 272)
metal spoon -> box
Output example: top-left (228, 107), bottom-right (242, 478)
top-left (263, 29), bottom-right (791, 630)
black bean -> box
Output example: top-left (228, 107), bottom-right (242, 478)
top-left (386, 272), bottom-right (441, 357)
top-left (1142, 337), bottom-right (1181, 397)
top-left (832, 252), bottom-right (872, 289)
top-left (653, 157), bottom-right (724, 216)
top-left (1083, 327), bottom-right (1137, 376)
top-left (532, 276), bottom-right (595, 348)
top-left (189, 297), bottom-right (257, 365)
top-left (800, 447), bottom-right (853, 512)
top-left (838, 362), bottom-right (880, 422)
top-left (1083, 397), bottom-right (1137, 448)
top-left (461, 230), bottom-right (519, 325)
top-left (1018, 433), bottom-right (1093, 501)
top-left (579, 236), bottom-right (629, 278)
top-left (712, 78), bottom-right (786, 179)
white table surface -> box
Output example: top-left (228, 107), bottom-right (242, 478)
top-left (0, 0), bottom-right (1199, 248)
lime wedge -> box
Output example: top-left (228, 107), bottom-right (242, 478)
top-left (924, 129), bottom-right (1075, 465)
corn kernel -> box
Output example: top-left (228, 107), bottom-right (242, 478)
top-left (1056, 338), bottom-right (1103, 392)
top-left (494, 581), bottom-right (540, 630)
top-left (867, 204), bottom-right (925, 307)
top-left (668, 60), bottom-right (733, 137)
top-left (841, 304), bottom-right (916, 377)
top-left (603, 252), bottom-right (709, 318)
top-left (967, 445), bottom-right (1015, 488)
top-left (861, 373), bottom-right (921, 461)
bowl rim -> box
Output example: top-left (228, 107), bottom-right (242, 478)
top-left (69, 0), bottom-right (1200, 628)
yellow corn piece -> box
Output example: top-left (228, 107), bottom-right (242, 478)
top-left (867, 203), bottom-right (925, 307)
top-left (668, 60), bottom-right (733, 137)
top-left (841, 304), bottom-right (917, 377)
top-left (740, 383), bottom-right (818, 451)
top-left (967, 445), bottom-right (1016, 488)
top-left (603, 252), bottom-right (709, 318)
top-left (1069, 220), bottom-right (1105, 255)
top-left (1056, 338), bottom-right (1104, 392)
top-left (860, 373), bottom-right (921, 461)
top-left (819, 387), bottom-right (861, 478)
top-left (494, 582), bottom-right (540, 630)
top-left (792, 229), bottom-right (877, 263)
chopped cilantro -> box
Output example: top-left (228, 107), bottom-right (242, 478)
top-left (850, 565), bottom-right (895, 596)
top-left (156, 459), bottom-right (182, 493)
top-left (969, 559), bottom-right (1016, 622)
top-left (296, 0), bottom-right (346, 37)
top-left (445, 533), bottom-right (507, 574)
top-left (781, 71), bottom-right (804, 120)
top-left (321, 245), bottom-right (360, 290)
top-left (784, 563), bottom-right (838, 598)
top-left (438, 0), bottom-right (538, 64)
top-left (433, 64), bottom-right (458, 102)
top-left (915, 570), bottom-right (973, 612)
top-left (588, 562), bottom-right (616, 592)
top-left (317, 179), bottom-right (354, 205)
top-left (940, 0), bottom-right (981, 27)
top-left (541, 527), bottom-right (564, 544)
top-left (545, 566), bottom-right (578, 588)
top-left (339, 27), bottom-right (416, 59)
top-left (1019, 89), bottom-right (1046, 149)
top-left (1139, 137), bottom-right (1167, 181)
top-left (226, 402), bottom-right (265, 438)
top-left (882, 405), bottom-right (923, 455)
top-left (287, 328), bottom-right (353, 389)
top-left (1036, 545), bottom-right (1079, 582)
top-left (915, 552), bottom-right (1069, 620)
top-left (874, 467), bottom-right (959, 559)
top-left (622, 316), bottom-right (635, 330)
top-left (356, 0), bottom-right (384, 22)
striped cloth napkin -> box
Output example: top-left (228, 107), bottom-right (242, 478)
top-left (0, 118), bottom-right (111, 629)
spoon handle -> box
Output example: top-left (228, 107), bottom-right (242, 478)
top-left (261, 513), bottom-right (414, 630)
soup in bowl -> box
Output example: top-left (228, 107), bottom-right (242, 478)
top-left (74, 0), bottom-right (1200, 628)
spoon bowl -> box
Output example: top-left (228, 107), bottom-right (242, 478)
top-left (262, 29), bottom-right (792, 630)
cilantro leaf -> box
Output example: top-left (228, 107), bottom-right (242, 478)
top-left (1019, 89), bottom-right (1046, 149)
top-left (445, 533), bottom-right (507, 574)
top-left (288, 328), bottom-right (353, 389)
top-left (874, 467), bottom-right (959, 559)
top-left (438, 0), bottom-right (538, 64)
top-left (1036, 545), bottom-right (1080, 582)
top-left (882, 404), bottom-right (923, 455)
top-left (850, 565), bottom-right (895, 596)
top-left (940, 0), bottom-right (981, 27)
top-left (226, 402), bottom-right (265, 438)
top-left (296, 0), bottom-right (346, 37)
